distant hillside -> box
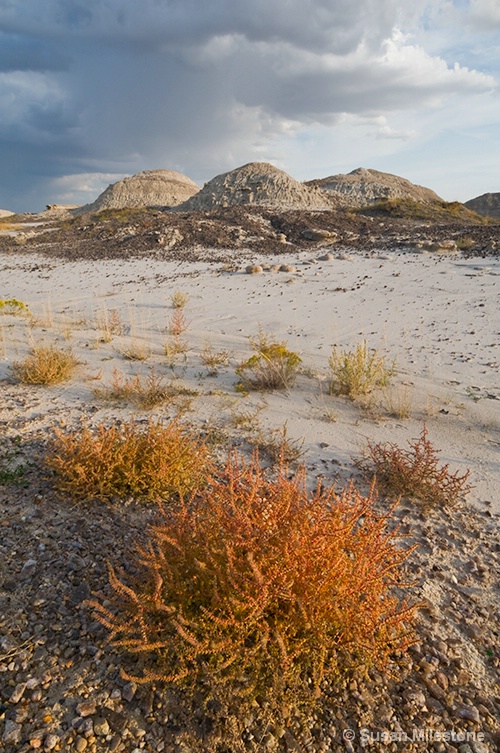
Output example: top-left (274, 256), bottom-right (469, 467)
top-left (76, 170), bottom-right (199, 214)
top-left (306, 167), bottom-right (442, 207)
top-left (464, 193), bottom-right (500, 219)
top-left (176, 162), bottom-right (335, 211)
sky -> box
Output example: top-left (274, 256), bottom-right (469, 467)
top-left (0, 0), bottom-right (499, 213)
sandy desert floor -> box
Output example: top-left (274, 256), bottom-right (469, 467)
top-left (0, 246), bottom-right (499, 752)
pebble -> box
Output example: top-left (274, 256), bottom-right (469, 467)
top-left (3, 720), bottom-right (22, 744)
top-left (93, 716), bottom-right (110, 736)
top-left (44, 733), bottom-right (59, 750)
top-left (75, 736), bottom-right (88, 752)
top-left (10, 681), bottom-right (27, 703)
top-left (77, 700), bottom-right (97, 717)
top-left (122, 681), bottom-right (138, 702)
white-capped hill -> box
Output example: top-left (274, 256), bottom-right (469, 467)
top-left (76, 170), bottom-right (199, 213)
top-left (176, 162), bottom-right (334, 211)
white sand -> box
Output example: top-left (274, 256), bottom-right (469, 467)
top-left (1, 248), bottom-right (499, 512)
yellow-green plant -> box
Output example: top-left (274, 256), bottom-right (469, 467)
top-left (12, 345), bottom-right (78, 385)
top-left (170, 290), bottom-right (189, 309)
top-left (328, 340), bottom-right (395, 398)
top-left (46, 418), bottom-right (211, 502)
top-left (237, 329), bottom-right (301, 391)
top-left (0, 298), bottom-right (30, 315)
top-left (89, 454), bottom-right (417, 731)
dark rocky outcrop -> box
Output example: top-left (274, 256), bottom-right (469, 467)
top-left (464, 192), bottom-right (500, 219)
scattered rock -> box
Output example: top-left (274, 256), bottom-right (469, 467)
top-left (245, 264), bottom-right (264, 274)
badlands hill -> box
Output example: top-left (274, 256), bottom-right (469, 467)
top-left (306, 167), bottom-right (443, 206)
top-left (464, 192), bottom-right (500, 219)
top-left (75, 170), bottom-right (199, 214)
top-left (176, 162), bottom-right (334, 211)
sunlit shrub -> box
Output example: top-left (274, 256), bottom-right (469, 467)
top-left (90, 454), bottom-right (417, 726)
top-left (46, 418), bottom-right (210, 502)
top-left (13, 344), bottom-right (78, 385)
top-left (328, 340), bottom-right (395, 398)
top-left (237, 329), bottom-right (301, 390)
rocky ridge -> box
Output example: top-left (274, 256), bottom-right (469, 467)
top-left (75, 171), bottom-right (200, 214)
top-left (464, 193), bottom-right (500, 220)
top-left (306, 168), bottom-right (443, 207)
top-left (176, 162), bottom-right (335, 212)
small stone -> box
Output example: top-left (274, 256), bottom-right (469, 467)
top-left (29, 730), bottom-right (45, 750)
top-left (44, 733), bottom-right (59, 750)
top-left (93, 717), bottom-right (110, 737)
top-left (454, 704), bottom-right (481, 723)
top-left (10, 681), bottom-right (27, 703)
top-left (77, 700), bottom-right (97, 717)
top-left (122, 681), bottom-right (137, 702)
top-left (3, 720), bottom-right (22, 744)
top-left (245, 264), bottom-right (263, 274)
top-left (75, 737), bottom-right (88, 752)
top-left (279, 264), bottom-right (295, 272)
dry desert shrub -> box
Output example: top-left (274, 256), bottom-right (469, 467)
top-left (169, 309), bottom-right (189, 337)
top-left (96, 306), bottom-right (124, 342)
top-left (252, 422), bottom-right (304, 464)
top-left (237, 329), bottom-right (301, 391)
top-left (46, 418), bottom-right (211, 502)
top-left (357, 426), bottom-right (473, 508)
top-left (92, 367), bottom-right (198, 410)
top-left (12, 344), bottom-right (78, 385)
top-left (328, 340), bottom-right (395, 399)
top-left (89, 455), bottom-right (417, 727)
top-left (170, 290), bottom-right (189, 309)
top-left (200, 341), bottom-right (229, 373)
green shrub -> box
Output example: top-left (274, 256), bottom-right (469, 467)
top-left (236, 329), bottom-right (301, 390)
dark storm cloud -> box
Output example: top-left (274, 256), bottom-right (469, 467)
top-left (0, 0), bottom-right (496, 210)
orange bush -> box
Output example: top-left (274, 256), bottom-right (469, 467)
top-left (90, 454), bottom-right (417, 719)
top-left (358, 426), bottom-right (473, 508)
top-left (46, 418), bottom-right (211, 502)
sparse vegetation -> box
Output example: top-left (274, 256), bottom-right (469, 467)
top-left (12, 344), bottom-right (78, 385)
top-left (236, 329), bottom-right (301, 391)
top-left (252, 422), bottom-right (304, 464)
top-left (46, 418), bottom-right (211, 502)
top-left (117, 338), bottom-right (151, 361)
top-left (0, 298), bottom-right (30, 315)
top-left (93, 367), bottom-right (197, 409)
top-left (328, 340), bottom-right (395, 399)
top-left (170, 290), bottom-right (189, 309)
top-left (357, 426), bottom-right (473, 508)
top-left (96, 306), bottom-right (124, 342)
top-left (89, 454), bottom-right (417, 727)
top-left (200, 341), bottom-right (229, 373)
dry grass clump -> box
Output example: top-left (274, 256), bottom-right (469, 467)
top-left (46, 418), bottom-right (211, 502)
top-left (12, 344), bottom-right (78, 385)
top-left (328, 340), bottom-right (395, 399)
top-left (252, 422), bottom-right (304, 464)
top-left (96, 306), bottom-right (124, 342)
top-left (357, 426), bottom-right (473, 508)
top-left (200, 341), bottom-right (229, 373)
top-left (93, 368), bottom-right (198, 410)
top-left (237, 329), bottom-right (301, 391)
top-left (89, 455), bottom-right (417, 728)
top-left (170, 290), bottom-right (189, 309)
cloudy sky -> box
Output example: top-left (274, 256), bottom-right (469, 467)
top-left (0, 0), bottom-right (499, 212)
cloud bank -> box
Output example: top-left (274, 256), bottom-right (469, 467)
top-left (0, 0), bottom-right (497, 210)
